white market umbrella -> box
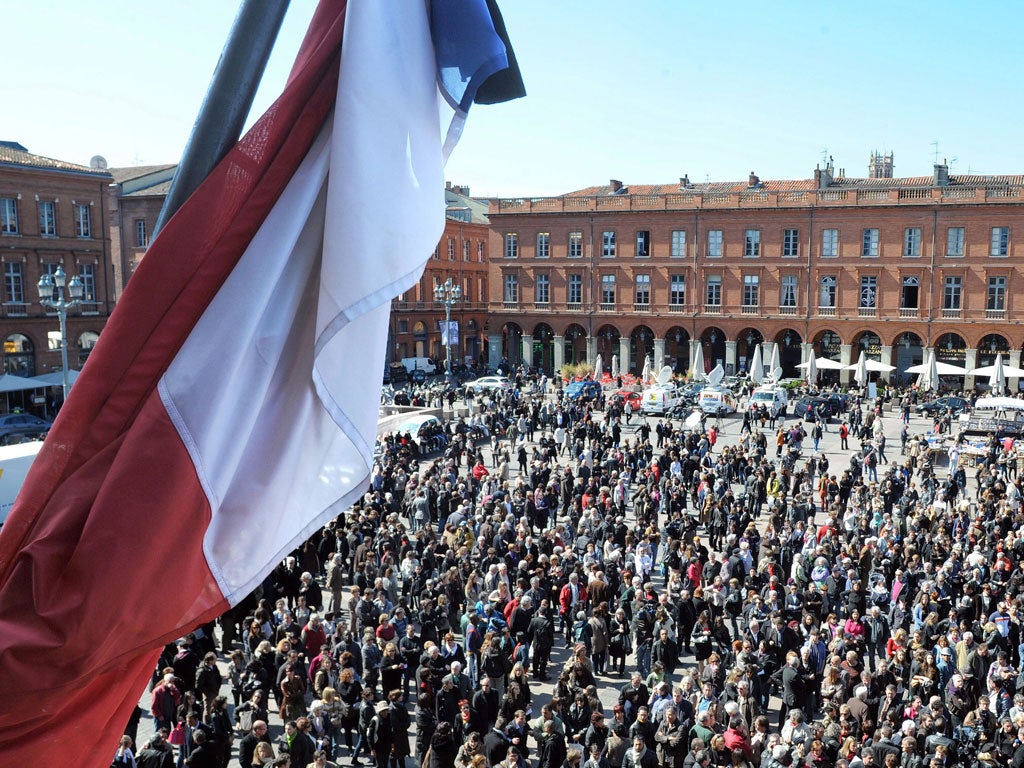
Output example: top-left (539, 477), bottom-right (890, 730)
top-left (905, 358), bottom-right (968, 376)
top-left (593, 354), bottom-right (603, 380)
top-left (641, 356), bottom-right (652, 384)
top-left (610, 354), bottom-right (619, 379)
top-left (691, 344), bottom-right (706, 381)
top-left (769, 343), bottom-right (781, 378)
top-left (992, 354), bottom-right (1006, 395)
top-left (864, 359), bottom-right (895, 372)
top-left (854, 354), bottom-right (868, 388)
top-left (749, 344), bottom-right (763, 385)
top-left (970, 359), bottom-right (1024, 378)
top-left (797, 357), bottom-right (845, 371)
top-left (806, 355), bottom-right (818, 386)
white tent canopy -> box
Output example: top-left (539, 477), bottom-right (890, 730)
top-left (974, 396), bottom-right (1024, 410)
top-left (797, 357), bottom-right (845, 370)
top-left (905, 360), bottom-right (968, 375)
top-left (843, 359), bottom-right (895, 372)
top-left (969, 361), bottom-right (1024, 378)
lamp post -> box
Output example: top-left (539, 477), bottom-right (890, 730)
top-left (38, 266), bottom-right (84, 403)
top-left (433, 278), bottom-right (461, 386)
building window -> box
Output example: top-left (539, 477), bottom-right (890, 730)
top-left (991, 226), bottom-right (1010, 257)
top-left (536, 232), bottom-right (550, 259)
top-left (447, 239), bottom-right (455, 260)
top-left (74, 203), bottom-right (91, 238)
top-left (535, 273), bottom-right (550, 304)
top-left (742, 274), bottom-right (759, 307)
top-left (859, 276), bottom-right (877, 308)
top-left (477, 241), bottom-right (485, 262)
top-left (601, 274), bottom-right (616, 304)
top-left (0, 198), bottom-right (17, 234)
top-left (946, 227), bottom-right (964, 258)
top-left (504, 232), bottom-right (518, 259)
top-left (708, 230), bottom-right (723, 258)
top-left (943, 276), bottom-right (962, 309)
top-left (670, 274), bottom-right (686, 306)
top-left (568, 231), bottom-right (583, 258)
top-left (503, 273), bottom-right (519, 303)
top-left (602, 231), bottom-right (616, 258)
top-left (706, 275), bottom-right (722, 306)
top-left (78, 263), bottom-right (96, 302)
top-left (398, 320), bottom-right (409, 333)
top-left (568, 273), bottom-right (582, 304)
top-left (901, 276), bottom-right (919, 309)
top-left (783, 228), bottom-right (799, 258)
top-left (671, 230), bottom-right (687, 258)
top-left (904, 227), bottom-right (922, 257)
top-left (431, 246), bottom-right (438, 261)
top-left (39, 201), bottom-right (57, 237)
top-left (462, 278), bottom-right (471, 302)
top-left (463, 239), bottom-right (471, 261)
top-left (819, 276), bottom-right (836, 308)
top-left (862, 228), bottom-right (879, 257)
top-left (135, 219), bottom-right (148, 248)
top-left (4, 262), bottom-right (23, 304)
top-left (780, 275), bottom-right (797, 307)
top-left (635, 273), bottom-right (650, 305)
top-left (744, 229), bottom-right (761, 257)
top-left (636, 230), bottom-right (650, 258)
top-left (988, 276), bottom-right (1007, 311)
top-left (821, 228), bottom-right (838, 258)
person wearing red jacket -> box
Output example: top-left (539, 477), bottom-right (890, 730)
top-left (559, 573), bottom-right (588, 646)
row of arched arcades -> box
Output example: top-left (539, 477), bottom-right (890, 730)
top-left (497, 322), bottom-right (1022, 384)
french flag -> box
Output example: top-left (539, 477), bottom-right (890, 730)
top-left (0, 1), bottom-right (521, 763)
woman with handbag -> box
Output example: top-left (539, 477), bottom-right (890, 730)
top-left (608, 608), bottom-right (632, 677)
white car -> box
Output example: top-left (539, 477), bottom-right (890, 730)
top-left (465, 375), bottom-right (511, 394)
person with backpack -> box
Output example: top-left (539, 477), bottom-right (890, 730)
top-left (366, 702), bottom-right (393, 768)
top-left (572, 611), bottom-right (594, 654)
top-left (527, 601), bottom-right (556, 680)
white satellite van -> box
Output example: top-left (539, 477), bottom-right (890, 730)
top-left (697, 387), bottom-right (738, 415)
top-left (401, 357), bottom-right (437, 375)
top-left (748, 385), bottom-right (789, 418)
top-left (641, 365), bottom-right (681, 414)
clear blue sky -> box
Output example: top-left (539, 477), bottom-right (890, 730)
top-left (5, 1), bottom-right (1023, 198)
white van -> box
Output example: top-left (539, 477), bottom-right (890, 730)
top-left (0, 441), bottom-right (43, 527)
top-left (697, 387), bottom-right (738, 415)
top-left (641, 384), bottom-right (681, 414)
top-left (401, 357), bottom-right (437, 375)
top-left (748, 386), bottom-right (788, 418)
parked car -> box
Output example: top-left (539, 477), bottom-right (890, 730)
top-left (609, 389), bottom-right (642, 411)
top-left (564, 380), bottom-right (602, 401)
top-left (825, 393), bottom-right (850, 413)
top-left (793, 396), bottom-right (836, 421)
top-left (0, 413), bottom-right (52, 444)
top-left (915, 396), bottom-right (969, 416)
top-left (388, 362), bottom-right (409, 384)
top-left (465, 375), bottom-right (512, 394)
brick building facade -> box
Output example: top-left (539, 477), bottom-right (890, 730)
top-left (0, 142), bottom-right (113, 390)
top-left (390, 184), bottom-right (490, 368)
top-left (106, 164), bottom-right (176, 302)
top-left (486, 156), bottom-right (1024, 388)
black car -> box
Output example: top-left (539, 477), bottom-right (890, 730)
top-left (915, 396), bottom-right (969, 416)
top-left (0, 413), bottom-right (52, 444)
top-left (388, 362), bottom-right (409, 384)
top-left (793, 396), bottom-right (836, 421)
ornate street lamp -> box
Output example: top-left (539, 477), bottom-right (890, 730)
top-left (433, 278), bottom-right (461, 385)
top-left (38, 266), bottom-right (84, 402)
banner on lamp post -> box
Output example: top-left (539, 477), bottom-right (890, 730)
top-left (441, 321), bottom-right (459, 346)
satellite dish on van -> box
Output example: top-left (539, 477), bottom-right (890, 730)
top-left (770, 366), bottom-right (783, 382)
top-left (708, 364), bottom-right (725, 387)
top-left (657, 365), bottom-right (673, 385)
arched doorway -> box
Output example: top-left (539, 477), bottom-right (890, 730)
top-left (773, 329), bottom-right (803, 377)
top-left (412, 321), bottom-right (427, 357)
top-left (700, 326), bottom-right (726, 373)
top-left (893, 331), bottom-right (923, 385)
top-left (563, 324), bottom-right (587, 366)
top-left (738, 328), bottom-right (763, 376)
top-left (596, 324), bottom-right (621, 368)
top-left (935, 332), bottom-right (967, 368)
top-left (630, 325), bottom-right (655, 374)
top-left (4, 333), bottom-right (35, 377)
top-left (532, 323), bottom-right (554, 373)
top-left (977, 333), bottom-right (1010, 367)
top-left (813, 329), bottom-right (843, 385)
top-left (502, 322), bottom-right (523, 367)
top-left (667, 327), bottom-right (690, 374)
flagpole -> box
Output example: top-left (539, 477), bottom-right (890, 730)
top-left (154, 0), bottom-right (291, 237)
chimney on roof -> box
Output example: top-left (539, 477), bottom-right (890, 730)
top-left (609, 179), bottom-right (623, 193)
top-left (933, 159), bottom-right (949, 187)
top-left (868, 151), bottom-right (893, 179)
top-left (748, 171), bottom-right (759, 188)
top-left (680, 175), bottom-right (690, 189)
top-left (814, 159), bottom-right (834, 190)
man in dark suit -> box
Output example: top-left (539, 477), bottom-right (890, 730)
top-left (773, 652), bottom-right (807, 728)
top-left (472, 678), bottom-right (501, 730)
top-left (238, 720), bottom-right (272, 768)
top-left (619, 673), bottom-right (651, 724)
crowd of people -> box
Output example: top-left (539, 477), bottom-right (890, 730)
top-left (114, 372), bottom-right (1024, 768)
